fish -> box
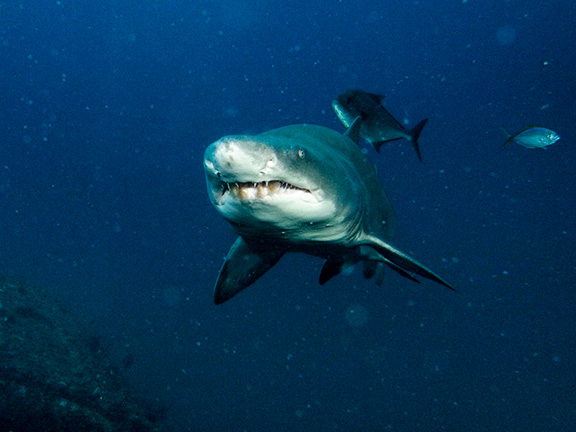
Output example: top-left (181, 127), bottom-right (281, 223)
top-left (332, 88), bottom-right (428, 162)
top-left (502, 126), bottom-right (561, 149)
top-left (203, 118), bottom-right (454, 305)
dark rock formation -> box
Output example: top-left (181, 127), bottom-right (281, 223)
top-left (0, 276), bottom-right (161, 432)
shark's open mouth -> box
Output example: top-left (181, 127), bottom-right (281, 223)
top-left (219, 180), bottom-right (311, 201)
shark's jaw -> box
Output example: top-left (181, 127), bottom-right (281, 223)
top-left (214, 180), bottom-right (311, 204)
top-left (204, 136), bottom-right (339, 240)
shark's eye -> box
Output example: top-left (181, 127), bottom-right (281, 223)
top-left (297, 148), bottom-right (305, 159)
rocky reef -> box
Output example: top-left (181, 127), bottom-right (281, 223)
top-left (0, 276), bottom-right (162, 432)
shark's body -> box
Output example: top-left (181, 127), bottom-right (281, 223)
top-left (204, 121), bottom-right (453, 304)
top-left (332, 89), bottom-right (428, 162)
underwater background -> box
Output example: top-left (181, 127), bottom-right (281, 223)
top-left (1, 0), bottom-right (575, 430)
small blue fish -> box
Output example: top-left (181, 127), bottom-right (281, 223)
top-left (503, 126), bottom-right (560, 149)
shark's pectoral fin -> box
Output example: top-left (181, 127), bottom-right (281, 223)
top-left (214, 237), bottom-right (285, 305)
top-left (362, 235), bottom-right (455, 291)
top-left (358, 246), bottom-right (420, 285)
top-left (380, 258), bottom-right (421, 284)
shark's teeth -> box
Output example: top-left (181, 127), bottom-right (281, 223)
top-left (221, 180), bottom-right (309, 199)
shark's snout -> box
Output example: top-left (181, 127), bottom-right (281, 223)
top-left (205, 137), bottom-right (278, 183)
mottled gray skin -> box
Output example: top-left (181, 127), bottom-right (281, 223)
top-left (204, 121), bottom-right (453, 304)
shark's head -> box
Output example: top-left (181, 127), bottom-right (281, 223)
top-left (204, 130), bottom-right (350, 242)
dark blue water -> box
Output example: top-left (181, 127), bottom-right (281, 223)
top-left (1, 1), bottom-right (575, 430)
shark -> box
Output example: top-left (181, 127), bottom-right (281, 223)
top-left (203, 119), bottom-right (454, 304)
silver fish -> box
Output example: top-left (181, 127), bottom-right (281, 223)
top-left (332, 89), bottom-right (428, 162)
top-left (503, 126), bottom-right (560, 149)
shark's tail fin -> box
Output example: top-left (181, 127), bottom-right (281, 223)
top-left (409, 118), bottom-right (428, 163)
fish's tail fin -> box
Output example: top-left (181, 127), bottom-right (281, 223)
top-left (409, 118), bottom-right (428, 163)
top-left (500, 128), bottom-right (513, 148)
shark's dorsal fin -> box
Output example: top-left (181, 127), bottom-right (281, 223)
top-left (344, 116), bottom-right (362, 145)
top-left (214, 237), bottom-right (285, 304)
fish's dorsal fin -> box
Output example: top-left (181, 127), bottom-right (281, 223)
top-left (367, 92), bottom-right (385, 105)
top-left (344, 116), bottom-right (362, 145)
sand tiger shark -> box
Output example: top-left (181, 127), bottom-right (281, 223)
top-left (204, 119), bottom-right (454, 304)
